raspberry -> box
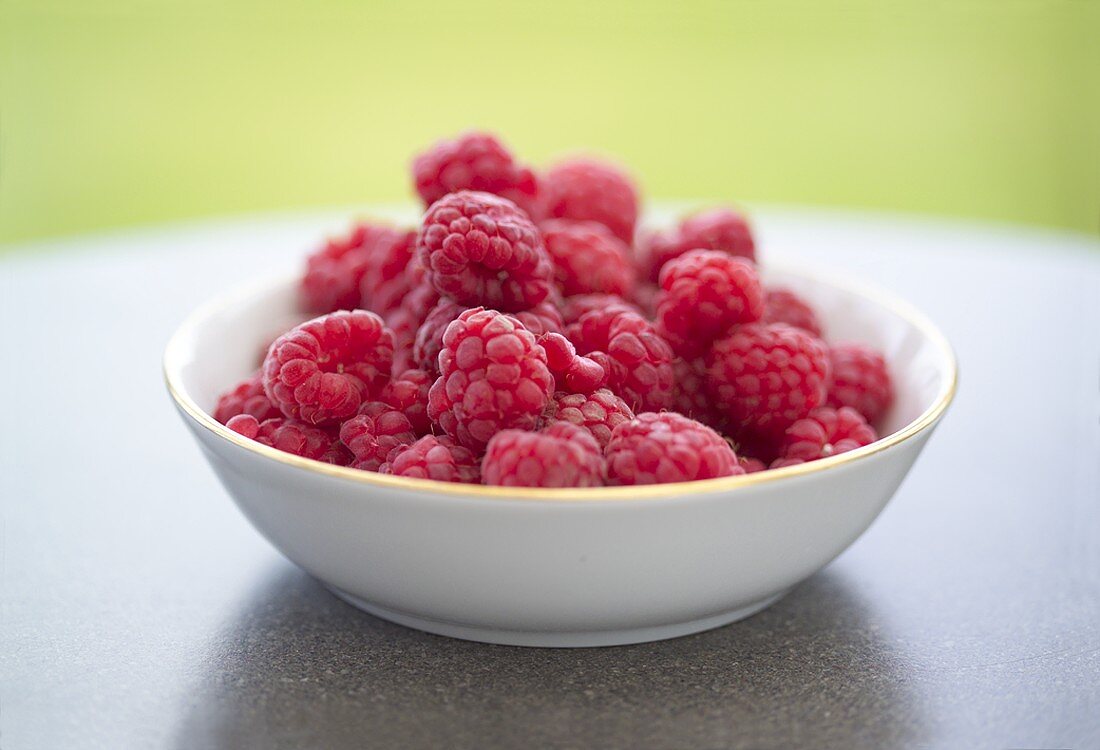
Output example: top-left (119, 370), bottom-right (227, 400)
top-left (229, 415), bottom-right (350, 465)
top-left (631, 282), bottom-right (660, 319)
top-left (427, 308), bottom-right (555, 450)
top-left (339, 401), bottom-right (418, 472)
top-left (656, 250), bottom-right (764, 356)
top-left (417, 191), bottom-right (554, 311)
top-left (379, 368), bottom-right (433, 436)
top-left (561, 294), bottom-right (641, 325)
top-left (763, 287), bottom-right (822, 337)
top-left (412, 131), bottom-right (539, 216)
top-left (538, 332), bottom-right (608, 394)
top-left (213, 371), bottom-right (279, 424)
top-left (670, 357), bottom-right (716, 425)
top-left (301, 222), bottom-right (411, 314)
top-left (386, 280), bottom-right (440, 374)
top-left (540, 388), bottom-right (634, 449)
top-left (414, 299), bottom-right (563, 375)
top-left (359, 228), bottom-right (417, 319)
top-left (382, 435), bottom-right (481, 484)
top-left (777, 406), bottom-right (878, 463)
top-left (566, 308), bottom-right (674, 412)
top-left (483, 422), bottom-right (605, 488)
top-left (539, 159), bottom-right (639, 243)
top-left (826, 343), bottom-right (894, 425)
top-left (706, 323), bottom-right (830, 440)
top-left (539, 219), bottom-right (635, 298)
top-left (739, 455), bottom-right (767, 473)
top-left (605, 412), bottom-right (744, 485)
top-left (263, 310), bottom-right (394, 425)
top-left (641, 207), bottom-right (756, 283)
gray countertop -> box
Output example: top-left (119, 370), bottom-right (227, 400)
top-left (2, 208), bottom-right (1099, 749)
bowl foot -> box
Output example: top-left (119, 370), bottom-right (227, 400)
top-left (326, 587), bottom-right (790, 648)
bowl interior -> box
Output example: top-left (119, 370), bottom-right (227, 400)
top-left (170, 265), bottom-right (952, 443)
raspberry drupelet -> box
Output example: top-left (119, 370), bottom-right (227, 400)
top-left (381, 435), bottom-right (481, 484)
top-left (826, 343), bottom-right (894, 425)
top-left (540, 388), bottom-right (635, 449)
top-left (213, 371), bottom-right (280, 424)
top-left (763, 287), bottom-right (823, 338)
top-left (339, 401), bottom-right (418, 472)
top-left (670, 357), bottom-right (716, 425)
top-left (566, 307), bottom-right (675, 412)
top-left (262, 310), bottom-right (394, 425)
top-left (706, 322), bottom-right (830, 441)
top-left (539, 158), bottom-right (639, 243)
top-left (605, 412), bottom-right (744, 485)
top-left (561, 293), bottom-right (642, 325)
top-left (227, 415), bottom-right (351, 465)
top-left (301, 222), bottom-right (412, 314)
top-left (773, 406), bottom-right (877, 465)
top-left (427, 308), bottom-right (556, 450)
top-left (412, 131), bottom-right (540, 216)
top-left (416, 191), bottom-right (554, 311)
top-left (538, 332), bottom-right (608, 395)
top-left (656, 250), bottom-right (764, 357)
top-left (539, 219), bottom-right (636, 298)
top-left (379, 368), bottom-right (433, 436)
top-left (482, 422), bottom-right (606, 488)
top-left (641, 206), bottom-right (756, 283)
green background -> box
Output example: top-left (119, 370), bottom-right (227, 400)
top-left (2, 0), bottom-right (1098, 245)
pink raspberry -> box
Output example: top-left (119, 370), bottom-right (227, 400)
top-left (605, 412), bottom-right (744, 485)
top-left (300, 222), bottom-right (411, 314)
top-left (641, 206), bottom-right (756, 283)
top-left (670, 357), bottom-right (717, 425)
top-left (412, 131), bottom-right (540, 216)
top-left (339, 401), bottom-right (418, 472)
top-left (538, 332), bottom-right (608, 394)
top-left (228, 415), bottom-right (351, 465)
top-left (382, 435), bottom-right (481, 484)
top-left (706, 323), bottom-right (830, 440)
top-left (358, 227), bottom-right (417, 319)
top-left (540, 388), bottom-right (634, 449)
top-left (561, 293), bottom-right (642, 325)
top-left (417, 191), bottom-right (554, 311)
top-left (567, 308), bottom-right (675, 412)
top-left (538, 158), bottom-right (639, 243)
top-left (826, 343), bottom-right (894, 425)
top-left (763, 287), bottom-right (823, 337)
top-left (427, 308), bottom-right (555, 450)
top-left (213, 371), bottom-right (279, 424)
top-left (379, 368), bottom-right (433, 436)
top-left (777, 406), bottom-right (878, 463)
top-left (482, 422), bottom-right (605, 488)
top-left (656, 250), bottom-right (764, 356)
top-left (539, 219), bottom-right (635, 298)
top-left (262, 310), bottom-right (394, 425)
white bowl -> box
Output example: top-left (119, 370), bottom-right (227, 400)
top-left (165, 265), bottom-right (956, 647)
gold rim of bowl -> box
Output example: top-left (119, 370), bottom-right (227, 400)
top-left (164, 262), bottom-right (958, 502)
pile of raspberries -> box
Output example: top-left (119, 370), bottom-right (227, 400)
top-left (214, 131), bottom-right (894, 487)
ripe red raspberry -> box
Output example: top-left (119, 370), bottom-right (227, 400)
top-left (540, 388), bottom-right (634, 449)
top-left (656, 250), bottom-right (764, 356)
top-left (386, 280), bottom-right (440, 374)
top-left (382, 435), bottom-right (481, 484)
top-left (762, 287), bottom-right (823, 337)
top-left (605, 412), bottom-right (744, 485)
top-left (670, 357), bottom-right (717, 425)
top-left (539, 219), bottom-right (635, 298)
top-left (213, 371), bottom-right (279, 424)
top-left (263, 310), bottom-right (394, 425)
top-left (641, 206), bottom-right (756, 283)
top-left (379, 368), bottom-right (433, 436)
top-left (739, 455), bottom-right (767, 473)
top-left (566, 308), bottom-right (675, 412)
top-left (301, 222), bottom-right (411, 314)
top-left (427, 308), bottom-right (555, 449)
top-left (417, 191), bottom-right (554, 311)
top-left (412, 131), bottom-right (539, 216)
top-left (482, 422), bottom-right (605, 488)
top-left (339, 401), bottom-right (418, 472)
top-left (359, 227), bottom-right (417, 319)
top-left (538, 332), bottom-right (608, 394)
top-left (777, 406), bottom-right (878, 463)
top-left (227, 415), bottom-right (351, 465)
top-left (706, 323), bottom-right (830, 440)
top-left (631, 282), bottom-right (660, 319)
top-left (826, 343), bottom-right (894, 425)
top-left (539, 159), bottom-right (639, 243)
top-left (561, 294), bottom-right (641, 325)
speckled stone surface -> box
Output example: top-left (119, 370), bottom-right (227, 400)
top-left (2, 209), bottom-right (1099, 749)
